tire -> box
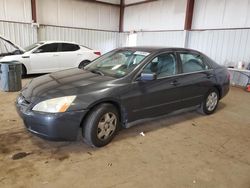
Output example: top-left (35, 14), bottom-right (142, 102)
top-left (198, 88), bottom-right (219, 115)
top-left (83, 103), bottom-right (119, 147)
top-left (21, 65), bottom-right (27, 77)
top-left (78, 60), bottom-right (91, 69)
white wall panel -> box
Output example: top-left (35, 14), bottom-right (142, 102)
top-left (36, 0), bottom-right (120, 31)
top-left (192, 0), bottom-right (250, 29)
top-left (0, 0), bottom-right (32, 23)
top-left (124, 0), bottom-right (186, 31)
top-left (188, 29), bottom-right (250, 66)
top-left (0, 21), bottom-right (37, 48)
top-left (136, 31), bottom-right (184, 47)
top-left (38, 25), bottom-right (127, 53)
top-left (130, 28), bottom-right (250, 68)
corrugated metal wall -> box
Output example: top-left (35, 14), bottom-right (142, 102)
top-left (36, 0), bottom-right (120, 31)
top-left (124, 0), bottom-right (186, 31)
top-left (192, 0), bottom-right (250, 30)
top-left (0, 21), bottom-right (37, 48)
top-left (127, 29), bottom-right (250, 68)
top-left (0, 0), bottom-right (123, 53)
top-left (136, 31), bottom-right (184, 47)
top-left (0, 21), bottom-right (126, 53)
top-left (38, 25), bottom-right (127, 53)
top-left (188, 29), bottom-right (250, 66)
top-left (0, 0), bottom-right (31, 23)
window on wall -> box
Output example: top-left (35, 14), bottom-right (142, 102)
top-left (143, 53), bottom-right (177, 78)
top-left (179, 53), bottom-right (209, 73)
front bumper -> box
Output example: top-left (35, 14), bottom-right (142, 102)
top-left (16, 96), bottom-right (87, 141)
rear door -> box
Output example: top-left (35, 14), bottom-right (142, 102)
top-left (29, 43), bottom-right (60, 73)
top-left (57, 43), bottom-right (80, 70)
top-left (176, 51), bottom-right (216, 108)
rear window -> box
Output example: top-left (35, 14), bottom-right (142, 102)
top-left (180, 53), bottom-right (209, 73)
top-left (61, 43), bottom-right (80, 52)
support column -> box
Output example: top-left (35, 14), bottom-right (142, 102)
top-left (183, 0), bottom-right (195, 48)
top-left (119, 0), bottom-right (125, 32)
top-left (31, 0), bottom-right (37, 23)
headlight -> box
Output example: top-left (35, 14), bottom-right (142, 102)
top-left (32, 96), bottom-right (76, 113)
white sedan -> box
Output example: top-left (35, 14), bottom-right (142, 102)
top-left (0, 37), bottom-right (100, 75)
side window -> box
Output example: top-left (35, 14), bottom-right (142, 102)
top-left (143, 53), bottom-right (177, 78)
top-left (61, 43), bottom-right (80, 52)
top-left (180, 53), bottom-right (209, 73)
top-left (35, 43), bottom-right (58, 53)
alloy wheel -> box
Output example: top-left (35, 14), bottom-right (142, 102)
top-left (206, 92), bottom-right (218, 111)
top-left (97, 112), bottom-right (117, 140)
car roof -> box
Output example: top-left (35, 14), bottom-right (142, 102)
top-left (117, 46), bottom-right (202, 54)
top-left (40, 41), bottom-right (79, 45)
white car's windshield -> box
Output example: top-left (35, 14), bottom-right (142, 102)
top-left (24, 42), bottom-right (44, 51)
top-left (84, 50), bottom-right (150, 78)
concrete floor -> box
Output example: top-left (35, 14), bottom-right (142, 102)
top-left (0, 78), bottom-right (250, 188)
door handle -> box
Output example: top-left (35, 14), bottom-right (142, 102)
top-left (206, 73), bottom-right (214, 79)
top-left (22, 56), bottom-right (30, 58)
top-left (170, 80), bottom-right (180, 86)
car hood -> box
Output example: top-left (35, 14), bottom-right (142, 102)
top-left (0, 54), bottom-right (23, 62)
top-left (22, 68), bottom-right (116, 102)
top-left (0, 35), bottom-right (25, 52)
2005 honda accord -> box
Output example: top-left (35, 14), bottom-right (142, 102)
top-left (16, 47), bottom-right (230, 147)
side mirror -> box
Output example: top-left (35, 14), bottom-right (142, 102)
top-left (140, 73), bottom-right (157, 81)
top-left (33, 48), bottom-right (42, 53)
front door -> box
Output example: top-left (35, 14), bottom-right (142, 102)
top-left (29, 43), bottom-right (60, 73)
top-left (122, 52), bottom-right (183, 122)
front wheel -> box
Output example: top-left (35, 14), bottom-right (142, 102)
top-left (83, 103), bottom-right (119, 147)
top-left (21, 65), bottom-right (27, 77)
top-left (198, 88), bottom-right (219, 115)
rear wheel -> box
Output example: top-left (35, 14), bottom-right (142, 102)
top-left (83, 103), bottom-right (119, 147)
top-left (78, 60), bottom-right (91, 69)
top-left (198, 88), bottom-right (219, 115)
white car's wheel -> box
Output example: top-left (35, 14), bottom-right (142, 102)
top-left (79, 60), bottom-right (91, 69)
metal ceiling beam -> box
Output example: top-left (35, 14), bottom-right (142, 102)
top-left (82, 0), bottom-right (120, 7)
top-left (125, 0), bottom-right (158, 7)
top-left (184, 0), bottom-right (195, 30)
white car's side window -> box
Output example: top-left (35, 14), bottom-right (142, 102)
top-left (60, 43), bottom-right (80, 52)
top-left (35, 43), bottom-right (58, 53)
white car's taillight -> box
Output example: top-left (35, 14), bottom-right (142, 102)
top-left (94, 51), bottom-right (101, 56)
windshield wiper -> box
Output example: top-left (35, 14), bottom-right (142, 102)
top-left (90, 69), bottom-right (104, 76)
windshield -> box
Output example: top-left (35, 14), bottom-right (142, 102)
top-left (24, 42), bottom-right (44, 51)
top-left (84, 50), bottom-right (150, 78)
